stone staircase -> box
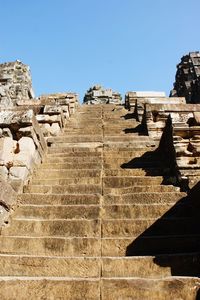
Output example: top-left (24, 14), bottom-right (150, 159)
top-left (0, 104), bottom-right (199, 299)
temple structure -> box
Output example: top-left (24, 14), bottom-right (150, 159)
top-left (0, 54), bottom-right (200, 299)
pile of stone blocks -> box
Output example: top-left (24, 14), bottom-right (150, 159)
top-left (0, 60), bottom-right (79, 191)
top-left (0, 60), bottom-right (35, 107)
top-left (0, 109), bottom-right (47, 191)
top-left (83, 85), bottom-right (121, 105)
top-left (39, 92), bottom-right (79, 115)
top-left (170, 52), bottom-right (200, 103)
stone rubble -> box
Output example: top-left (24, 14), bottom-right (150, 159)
top-left (84, 84), bottom-right (121, 105)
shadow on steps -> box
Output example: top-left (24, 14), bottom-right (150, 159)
top-left (123, 124), bottom-right (147, 136)
top-left (126, 182), bottom-right (200, 277)
top-left (121, 149), bottom-right (166, 177)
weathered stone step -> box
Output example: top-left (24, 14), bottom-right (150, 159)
top-left (104, 185), bottom-right (178, 195)
top-left (0, 255), bottom-right (100, 277)
top-left (48, 145), bottom-right (102, 153)
top-left (0, 278), bottom-right (100, 300)
top-left (102, 235), bottom-right (200, 256)
top-left (2, 219), bottom-right (100, 237)
top-left (104, 160), bottom-right (164, 169)
top-left (31, 177), bottom-right (101, 185)
top-left (13, 205), bottom-right (100, 220)
top-left (18, 193), bottom-right (101, 205)
top-left (34, 169), bottom-right (101, 179)
top-left (49, 142), bottom-right (103, 149)
top-left (103, 136), bottom-right (150, 142)
top-left (104, 192), bottom-right (185, 205)
top-left (102, 254), bottom-right (200, 278)
top-left (102, 218), bottom-right (200, 237)
top-left (102, 204), bottom-right (178, 219)
top-left (103, 176), bottom-right (163, 187)
top-left (24, 184), bottom-right (102, 194)
top-left (103, 149), bottom-right (155, 156)
top-left (104, 142), bottom-right (156, 149)
top-left (40, 162), bottom-right (102, 170)
top-left (45, 156), bottom-right (102, 163)
top-left (101, 277), bottom-right (200, 300)
top-left (0, 236), bottom-right (100, 256)
top-left (104, 142), bottom-right (157, 149)
top-left (45, 151), bottom-right (102, 162)
top-left (48, 147), bottom-right (102, 153)
top-left (47, 135), bottom-right (103, 143)
top-left (104, 169), bottom-right (163, 176)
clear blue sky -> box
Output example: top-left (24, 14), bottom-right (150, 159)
top-left (1, 0), bottom-right (200, 101)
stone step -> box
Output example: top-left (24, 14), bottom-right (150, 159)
top-left (103, 149), bottom-right (155, 156)
top-left (103, 136), bottom-right (150, 142)
top-left (102, 218), bottom-right (200, 237)
top-left (34, 169), bottom-right (101, 179)
top-left (0, 254), bottom-right (100, 277)
top-left (101, 277), bottom-right (199, 300)
top-left (2, 219), bottom-right (100, 237)
top-left (18, 193), bottom-right (101, 205)
top-left (48, 146), bottom-right (102, 154)
top-left (40, 162), bottom-right (102, 170)
top-left (47, 136), bottom-right (103, 143)
top-left (104, 160), bottom-right (164, 169)
top-left (45, 156), bottom-right (102, 163)
top-left (104, 169), bottom-right (163, 176)
top-left (24, 184), bottom-right (102, 194)
top-left (102, 204), bottom-right (179, 219)
top-left (49, 142), bottom-right (103, 149)
top-left (0, 236), bottom-right (100, 257)
top-left (101, 235), bottom-right (200, 256)
top-left (104, 142), bottom-right (156, 149)
top-left (0, 278), bottom-right (100, 300)
top-left (102, 254), bottom-right (200, 278)
top-left (62, 129), bottom-right (102, 134)
top-left (103, 185), bottom-right (179, 195)
top-left (31, 177), bottom-right (101, 185)
top-left (104, 192), bottom-right (185, 205)
top-left (47, 151), bottom-right (102, 157)
top-left (103, 176), bottom-right (163, 187)
top-left (13, 205), bottom-right (100, 220)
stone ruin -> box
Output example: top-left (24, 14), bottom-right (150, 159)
top-left (0, 60), bottom-right (35, 107)
top-left (0, 54), bottom-right (200, 299)
top-left (170, 51), bottom-right (200, 103)
top-left (83, 84), bottom-right (121, 105)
